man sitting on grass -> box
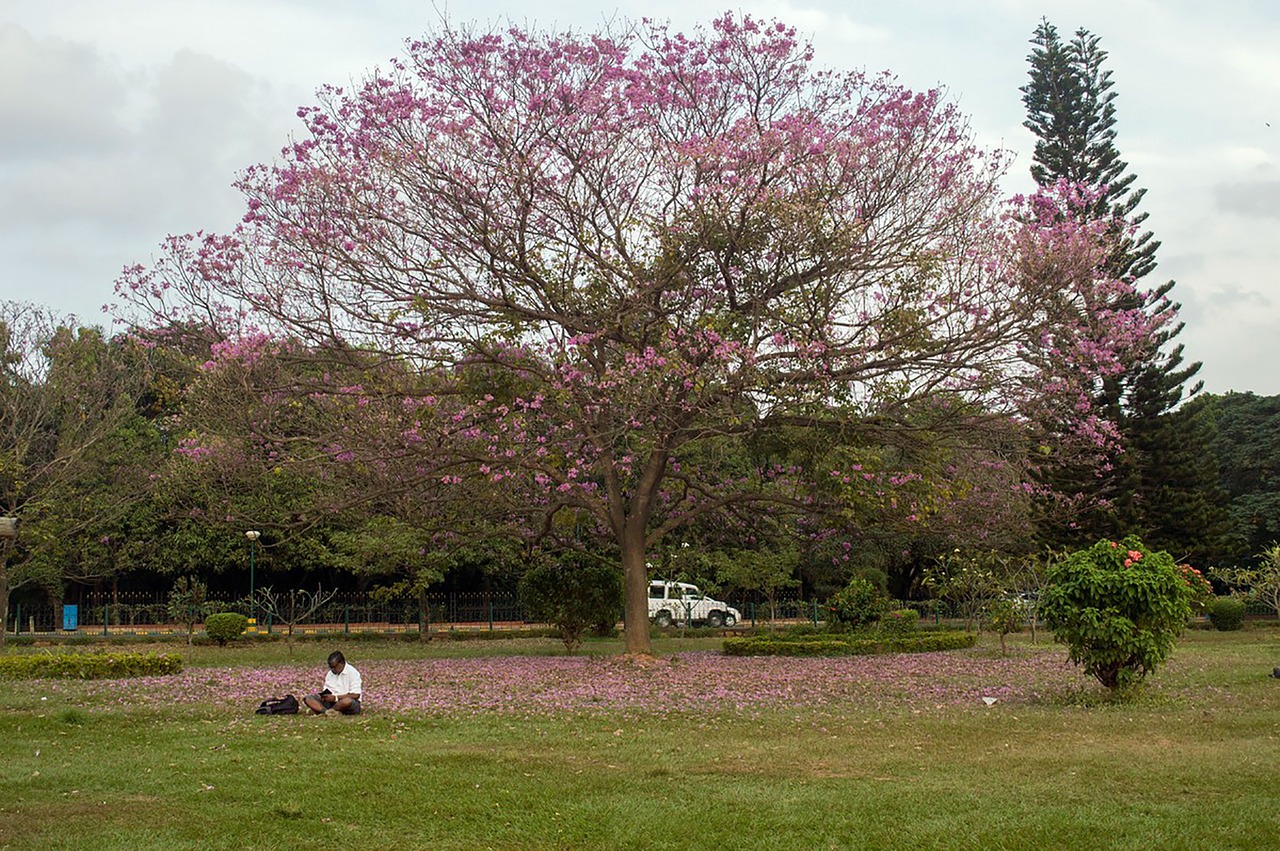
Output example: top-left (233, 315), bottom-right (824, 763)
top-left (303, 651), bottom-right (362, 715)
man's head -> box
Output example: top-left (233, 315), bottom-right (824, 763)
top-left (327, 651), bottom-right (346, 673)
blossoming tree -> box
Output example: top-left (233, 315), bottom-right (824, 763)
top-left (118, 15), bottom-right (1161, 654)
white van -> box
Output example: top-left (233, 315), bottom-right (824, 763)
top-left (648, 580), bottom-right (741, 628)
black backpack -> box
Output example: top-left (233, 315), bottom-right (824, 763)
top-left (255, 694), bottom-right (300, 715)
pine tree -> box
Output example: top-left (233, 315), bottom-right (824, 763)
top-left (1022, 19), bottom-right (1226, 561)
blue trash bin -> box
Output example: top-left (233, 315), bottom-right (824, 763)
top-left (63, 604), bottom-right (79, 631)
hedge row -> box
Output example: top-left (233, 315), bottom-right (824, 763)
top-left (723, 631), bottom-right (977, 657)
top-left (0, 651), bottom-right (183, 680)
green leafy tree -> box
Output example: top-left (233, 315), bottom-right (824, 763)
top-left (1122, 400), bottom-right (1231, 565)
top-left (925, 550), bottom-right (1002, 633)
top-left (21, 413), bottom-right (171, 603)
top-left (326, 516), bottom-right (448, 632)
top-left (167, 576), bottom-right (213, 645)
top-left (1024, 22), bottom-right (1154, 275)
top-left (1189, 392), bottom-right (1280, 565)
top-left (995, 551), bottom-right (1053, 643)
top-left (986, 596), bottom-right (1022, 656)
top-left (1212, 543), bottom-right (1280, 620)
top-left (705, 545), bottom-right (799, 630)
top-left (1039, 536), bottom-right (1193, 690)
top-left (518, 552), bottom-right (624, 653)
top-left (152, 333), bottom-right (527, 607)
top-left (0, 305), bottom-right (151, 644)
top-left (1022, 21), bottom-right (1217, 557)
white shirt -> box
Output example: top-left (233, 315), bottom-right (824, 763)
top-left (324, 662), bottom-right (362, 698)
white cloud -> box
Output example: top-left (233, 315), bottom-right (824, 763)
top-left (0, 24), bottom-right (130, 159)
top-left (1215, 181), bottom-right (1280, 219)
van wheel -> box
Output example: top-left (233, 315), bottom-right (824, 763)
top-left (724, 613), bottom-right (737, 628)
top-left (706, 611), bottom-right (725, 628)
top-left (654, 610), bottom-right (673, 627)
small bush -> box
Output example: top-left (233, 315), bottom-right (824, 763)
top-left (518, 553), bottom-right (624, 653)
top-left (1040, 536), bottom-right (1194, 690)
top-left (878, 609), bottom-right (919, 638)
top-left (204, 612), bottom-right (248, 645)
top-left (826, 578), bottom-right (887, 630)
top-left (1207, 597), bottom-right (1246, 631)
top-left (723, 630), bottom-right (975, 657)
top-left (0, 651), bottom-right (183, 680)
top-left (986, 597), bottom-right (1023, 655)
top-left (168, 576), bottom-right (213, 645)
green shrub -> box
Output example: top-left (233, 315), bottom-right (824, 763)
top-left (0, 651), bottom-right (183, 680)
top-left (826, 578), bottom-right (887, 630)
top-left (722, 630), bottom-right (975, 657)
top-left (168, 576), bottom-right (213, 645)
top-left (1040, 536), bottom-right (1194, 690)
top-left (1207, 597), bottom-right (1246, 631)
top-left (986, 597), bottom-right (1023, 655)
top-left (518, 553), bottom-right (624, 653)
top-left (204, 612), bottom-right (248, 645)
top-left (878, 609), bottom-right (919, 638)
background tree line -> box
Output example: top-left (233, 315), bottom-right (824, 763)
top-left (2, 297), bottom-right (1274, 622)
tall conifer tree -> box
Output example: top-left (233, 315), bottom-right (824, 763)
top-left (1022, 20), bottom-right (1227, 561)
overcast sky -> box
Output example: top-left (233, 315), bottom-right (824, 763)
top-left (2, 0), bottom-right (1277, 394)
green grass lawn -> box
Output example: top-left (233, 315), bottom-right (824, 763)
top-left (3, 628), bottom-right (1279, 849)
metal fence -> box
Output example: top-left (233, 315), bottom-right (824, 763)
top-left (5, 592), bottom-right (844, 636)
top-left (4, 591), bottom-right (824, 636)
top-left (7, 590), bottom-right (1273, 637)
top-left (3, 591), bottom-right (531, 637)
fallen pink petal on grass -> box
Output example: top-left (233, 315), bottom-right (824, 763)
top-left (53, 647), bottom-right (1093, 717)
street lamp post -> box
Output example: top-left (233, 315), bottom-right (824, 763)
top-left (245, 530), bottom-right (260, 632)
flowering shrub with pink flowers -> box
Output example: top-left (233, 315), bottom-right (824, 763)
top-left (1039, 536), bottom-right (1193, 690)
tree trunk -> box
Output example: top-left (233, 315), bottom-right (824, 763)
top-left (621, 528), bottom-right (652, 655)
top-left (612, 448), bottom-right (666, 656)
top-left (418, 587), bottom-right (431, 641)
top-left (0, 560), bottom-right (8, 647)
